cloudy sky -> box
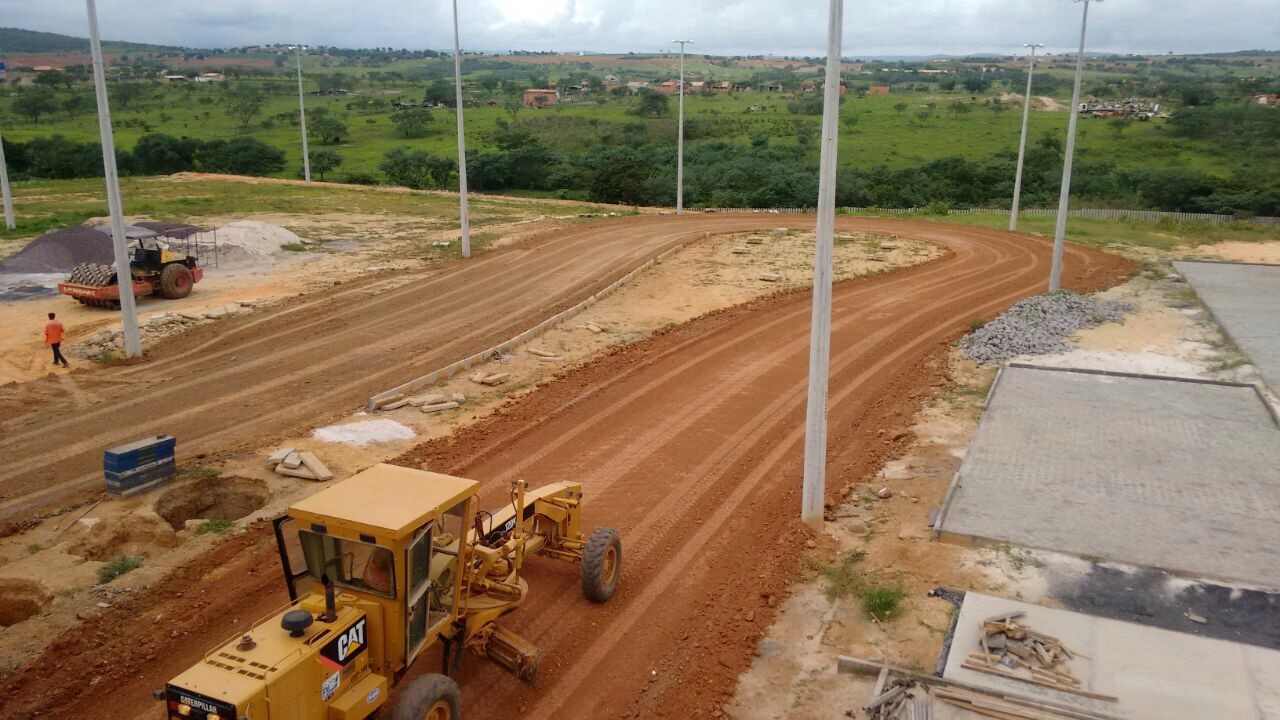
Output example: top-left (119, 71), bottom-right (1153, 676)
top-left (4, 0), bottom-right (1277, 58)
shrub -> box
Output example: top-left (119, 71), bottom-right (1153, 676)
top-left (98, 553), bottom-right (142, 584)
top-left (862, 581), bottom-right (907, 620)
top-left (195, 519), bottom-right (232, 535)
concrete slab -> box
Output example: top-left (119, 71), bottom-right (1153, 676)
top-left (943, 592), bottom-right (1280, 720)
top-left (1174, 260), bottom-right (1280, 392)
top-left (936, 364), bottom-right (1280, 586)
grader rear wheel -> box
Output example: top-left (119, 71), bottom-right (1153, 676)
top-left (580, 527), bottom-right (622, 603)
top-left (390, 673), bottom-right (461, 720)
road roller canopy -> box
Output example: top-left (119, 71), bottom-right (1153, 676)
top-left (288, 463), bottom-right (478, 541)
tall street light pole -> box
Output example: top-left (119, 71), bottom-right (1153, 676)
top-left (86, 0), bottom-right (141, 358)
top-left (801, 0), bottom-right (844, 531)
top-left (1049, 0), bottom-right (1100, 291)
top-left (0, 121), bottom-right (14, 230)
top-left (451, 0), bottom-right (472, 258)
top-left (671, 40), bottom-right (692, 215)
top-left (1009, 43), bottom-right (1044, 231)
top-left (294, 45), bottom-right (311, 186)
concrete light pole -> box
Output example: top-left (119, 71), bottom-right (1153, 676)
top-left (294, 45), bottom-right (312, 186)
top-left (1049, 0), bottom-right (1100, 291)
top-left (671, 40), bottom-right (692, 214)
top-left (452, 0), bottom-right (472, 258)
top-left (86, 0), bottom-right (141, 358)
top-left (0, 122), bottom-right (13, 230)
top-left (800, 0), bottom-right (844, 531)
top-left (1009, 43), bottom-right (1044, 231)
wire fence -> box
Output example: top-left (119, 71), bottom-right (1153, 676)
top-left (694, 206), bottom-right (1280, 227)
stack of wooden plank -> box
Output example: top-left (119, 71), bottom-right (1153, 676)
top-left (959, 612), bottom-right (1116, 702)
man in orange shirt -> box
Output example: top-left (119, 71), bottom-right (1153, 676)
top-left (44, 312), bottom-right (69, 368)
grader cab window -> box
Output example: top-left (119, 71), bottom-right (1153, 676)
top-left (405, 499), bottom-right (468, 661)
top-left (298, 531), bottom-right (396, 598)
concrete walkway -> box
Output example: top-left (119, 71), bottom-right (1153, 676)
top-left (1174, 259), bottom-right (1280, 393)
top-left (936, 364), bottom-right (1280, 586)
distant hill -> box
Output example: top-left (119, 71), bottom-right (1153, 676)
top-left (0, 27), bottom-right (183, 54)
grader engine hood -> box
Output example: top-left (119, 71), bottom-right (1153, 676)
top-left (164, 604), bottom-right (383, 720)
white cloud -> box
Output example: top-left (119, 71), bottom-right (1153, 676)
top-left (1, 0), bottom-right (1276, 56)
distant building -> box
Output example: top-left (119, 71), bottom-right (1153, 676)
top-left (195, 72), bottom-right (225, 83)
top-left (162, 74), bottom-right (188, 83)
top-left (764, 81), bottom-right (785, 92)
top-left (688, 81), bottom-right (708, 93)
top-left (1078, 97), bottom-right (1159, 119)
top-left (1252, 93), bottom-right (1279, 106)
top-left (822, 79), bottom-right (848, 95)
top-left (800, 80), bottom-right (818, 93)
top-left (32, 65), bottom-right (55, 72)
top-left (522, 88), bottom-right (558, 107)
top-left (626, 81), bottom-right (650, 93)
top-left (868, 84), bottom-right (891, 94)
top-left (655, 79), bottom-right (684, 94)
top-left (603, 74), bottom-right (619, 83)
top-left (0, 61), bottom-right (6, 82)
top-left (712, 81), bottom-right (734, 92)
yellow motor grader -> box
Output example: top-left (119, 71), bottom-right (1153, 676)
top-left (158, 464), bottom-right (621, 720)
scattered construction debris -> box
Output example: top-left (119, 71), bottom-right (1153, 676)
top-left (267, 448), bottom-right (334, 481)
top-left (420, 401), bottom-right (459, 414)
top-left (745, 236), bottom-right (765, 245)
top-left (962, 612), bottom-right (1116, 701)
top-left (759, 273), bottom-right (782, 282)
top-left (469, 371), bottom-right (509, 386)
top-left (732, 247), bottom-right (750, 255)
top-left (839, 655), bottom-right (1123, 720)
top-left (581, 321), bottom-right (604, 333)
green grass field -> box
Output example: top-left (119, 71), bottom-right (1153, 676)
top-left (0, 81), bottom-right (1236, 181)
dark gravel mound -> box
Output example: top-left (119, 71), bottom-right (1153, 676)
top-left (0, 222), bottom-right (207, 274)
top-left (0, 226), bottom-right (115, 274)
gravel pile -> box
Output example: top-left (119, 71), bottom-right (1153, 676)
top-left (959, 291), bottom-right (1132, 363)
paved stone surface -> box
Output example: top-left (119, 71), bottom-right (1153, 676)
top-left (1174, 260), bottom-right (1280, 392)
top-left (936, 364), bottom-right (1280, 586)
top-left (944, 592), bottom-right (1280, 719)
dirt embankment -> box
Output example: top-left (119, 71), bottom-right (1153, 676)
top-left (0, 217), bottom-right (1130, 719)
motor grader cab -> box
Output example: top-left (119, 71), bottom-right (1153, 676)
top-left (159, 464), bottom-right (621, 720)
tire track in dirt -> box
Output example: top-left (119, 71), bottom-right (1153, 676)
top-left (0, 218), bottom-right (1131, 719)
top-left (0, 215), bottom-right (740, 520)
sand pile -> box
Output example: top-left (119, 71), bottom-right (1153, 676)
top-left (197, 220), bottom-right (302, 268)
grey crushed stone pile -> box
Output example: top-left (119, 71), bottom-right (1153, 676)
top-left (959, 291), bottom-right (1132, 363)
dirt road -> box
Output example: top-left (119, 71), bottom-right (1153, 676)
top-left (0, 217), bottom-right (1130, 718)
top-left (0, 214), bottom-right (688, 524)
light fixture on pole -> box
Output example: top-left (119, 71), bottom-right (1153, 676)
top-left (85, 0), bottom-right (141, 358)
top-left (293, 45), bottom-right (311, 186)
top-left (0, 122), bottom-right (13, 230)
top-left (800, 0), bottom-right (844, 531)
top-left (1009, 43), bottom-right (1044, 231)
top-left (451, 0), bottom-right (472, 258)
top-left (1049, 0), bottom-right (1100, 291)
top-left (671, 40), bottom-right (692, 215)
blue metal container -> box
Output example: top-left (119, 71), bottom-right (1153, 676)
top-left (104, 435), bottom-right (177, 496)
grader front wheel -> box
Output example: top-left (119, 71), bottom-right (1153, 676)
top-left (391, 673), bottom-right (461, 720)
top-left (580, 527), bottom-right (622, 602)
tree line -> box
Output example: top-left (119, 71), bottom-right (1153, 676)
top-left (5, 102), bottom-right (1277, 217)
